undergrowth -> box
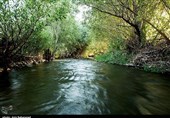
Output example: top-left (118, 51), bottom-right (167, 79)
top-left (95, 50), bottom-right (131, 65)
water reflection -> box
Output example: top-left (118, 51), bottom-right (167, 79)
top-left (0, 59), bottom-right (170, 115)
top-left (136, 83), bottom-right (170, 115)
top-left (0, 71), bottom-right (11, 91)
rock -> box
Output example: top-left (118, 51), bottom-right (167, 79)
top-left (125, 63), bottom-right (134, 67)
top-left (33, 60), bottom-right (38, 65)
top-left (88, 53), bottom-right (94, 57)
top-left (26, 63), bottom-right (33, 67)
top-left (42, 59), bottom-right (45, 62)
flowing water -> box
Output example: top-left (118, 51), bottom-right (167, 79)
top-left (0, 59), bottom-right (170, 115)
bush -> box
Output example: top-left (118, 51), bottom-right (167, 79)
top-left (95, 50), bottom-right (130, 65)
top-left (95, 52), bottom-right (113, 63)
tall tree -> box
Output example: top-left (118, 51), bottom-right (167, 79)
top-left (82, 0), bottom-right (150, 46)
top-left (81, 0), bottom-right (170, 48)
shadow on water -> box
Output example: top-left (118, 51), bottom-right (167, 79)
top-left (0, 71), bottom-right (11, 90)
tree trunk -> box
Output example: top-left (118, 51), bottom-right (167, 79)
top-left (133, 21), bottom-right (146, 47)
top-left (126, 21), bottom-right (146, 53)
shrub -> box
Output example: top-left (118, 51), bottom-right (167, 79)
top-left (95, 50), bottom-right (130, 65)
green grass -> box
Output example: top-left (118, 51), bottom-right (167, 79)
top-left (95, 50), bottom-right (130, 65)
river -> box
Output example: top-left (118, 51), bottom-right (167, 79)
top-left (0, 59), bottom-right (170, 115)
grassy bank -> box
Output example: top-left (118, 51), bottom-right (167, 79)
top-left (95, 50), bottom-right (131, 65)
top-left (95, 49), bottom-right (170, 74)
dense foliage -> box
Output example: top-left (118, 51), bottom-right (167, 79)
top-left (0, 0), bottom-right (169, 73)
top-left (0, 0), bottom-right (88, 70)
top-left (80, 0), bottom-right (170, 73)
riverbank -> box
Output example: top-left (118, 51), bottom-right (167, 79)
top-left (1, 50), bottom-right (169, 75)
top-left (0, 56), bottom-right (45, 74)
top-left (132, 46), bottom-right (170, 74)
top-left (95, 58), bottom-right (170, 75)
top-left (94, 46), bottom-right (170, 75)
top-left (10, 57), bottom-right (45, 69)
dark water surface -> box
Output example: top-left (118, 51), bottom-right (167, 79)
top-left (0, 59), bottom-right (170, 115)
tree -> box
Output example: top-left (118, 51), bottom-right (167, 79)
top-left (143, 0), bottom-right (170, 45)
top-left (81, 0), bottom-right (170, 48)
top-left (56, 15), bottom-right (87, 58)
top-left (82, 0), bottom-right (150, 46)
top-left (0, 0), bottom-right (63, 71)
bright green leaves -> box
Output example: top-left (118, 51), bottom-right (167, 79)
top-left (50, 0), bottom-right (69, 21)
top-left (56, 15), bottom-right (85, 54)
top-left (30, 1), bottom-right (89, 57)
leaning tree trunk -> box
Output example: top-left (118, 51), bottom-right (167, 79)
top-left (134, 20), bottom-right (146, 47)
top-left (126, 21), bottom-right (146, 53)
